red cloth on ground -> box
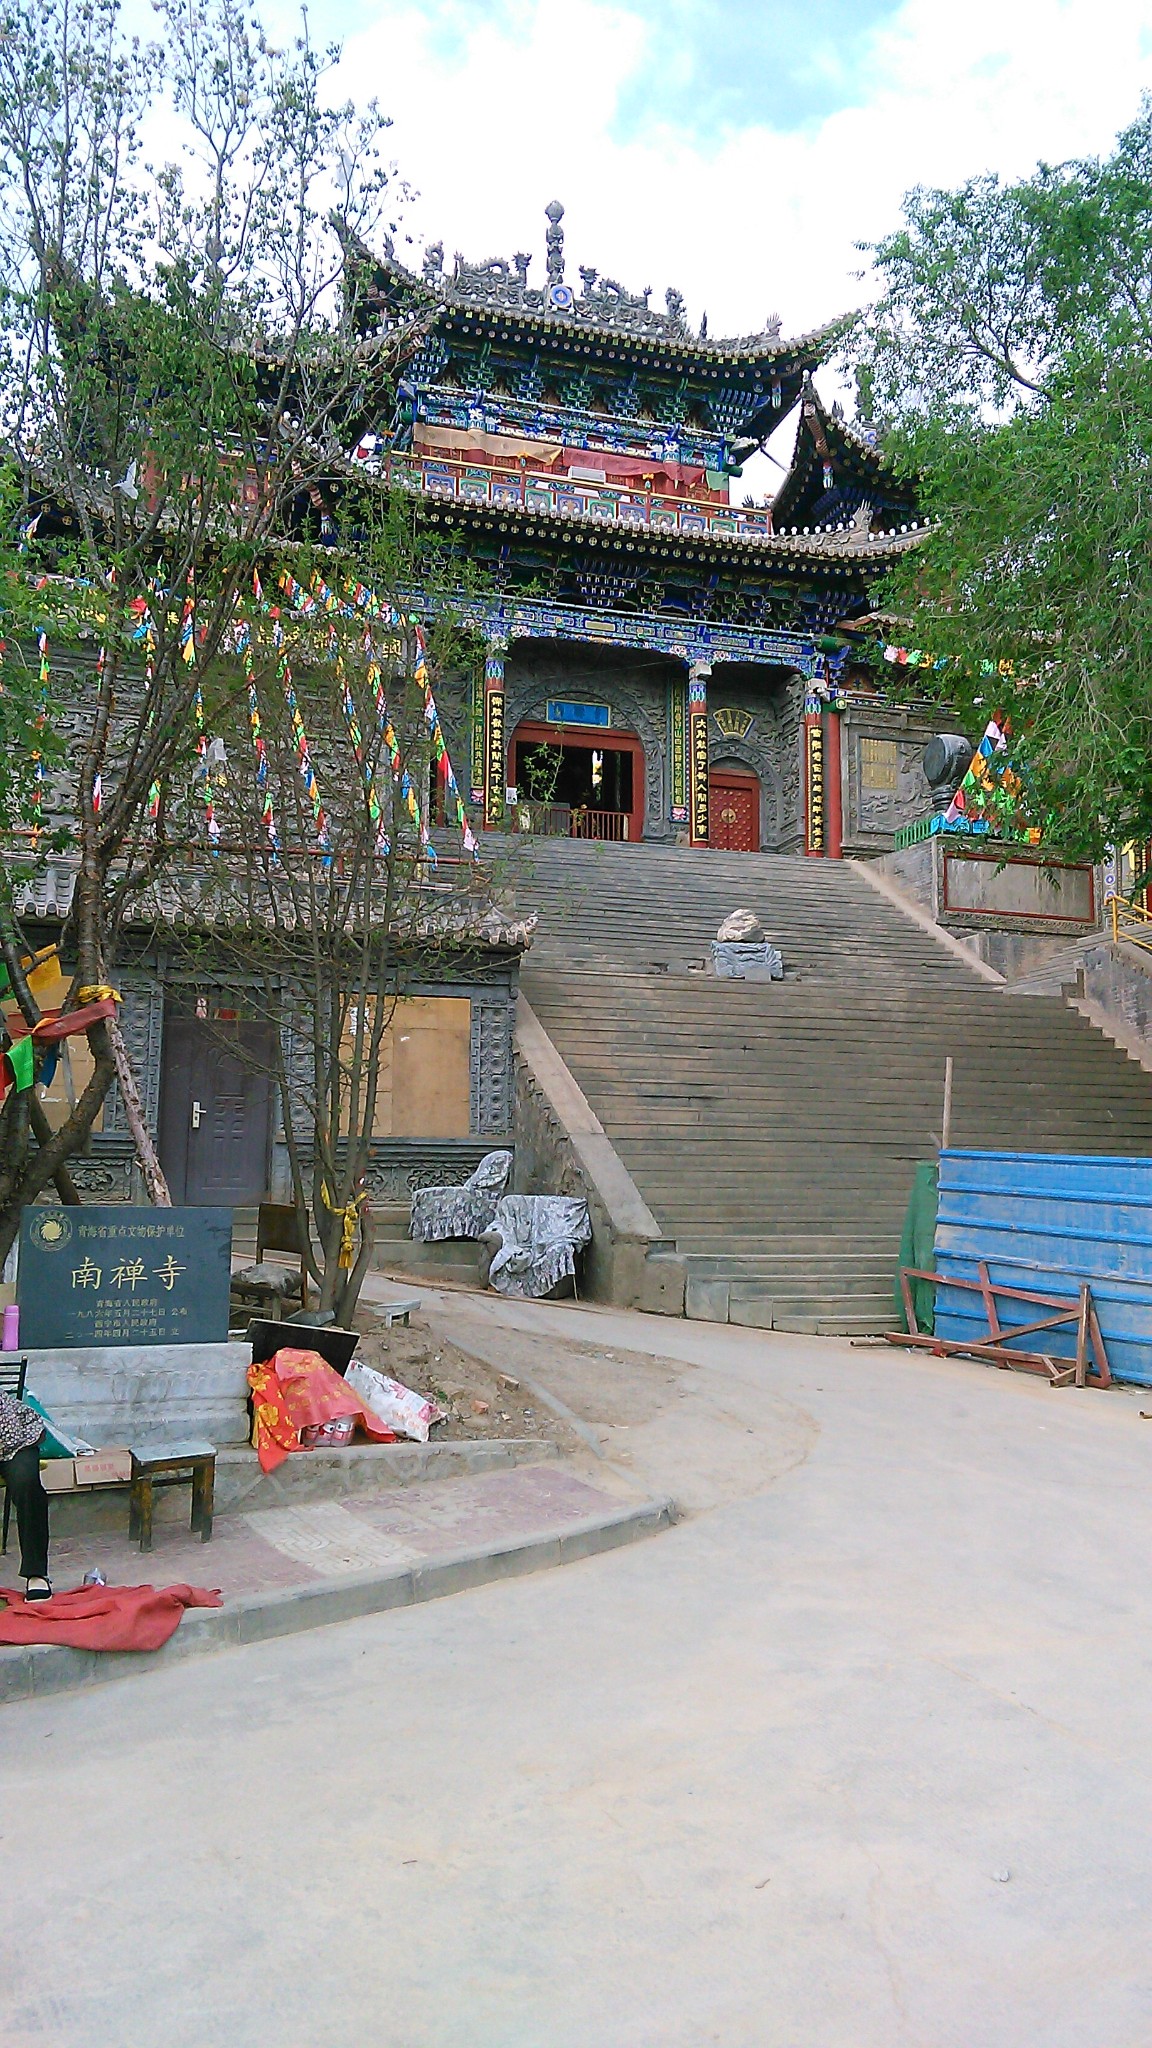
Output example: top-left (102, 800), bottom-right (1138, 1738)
top-left (248, 1347), bottom-right (396, 1473)
top-left (0, 1583), bottom-right (222, 1652)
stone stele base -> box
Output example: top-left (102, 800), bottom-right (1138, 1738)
top-left (23, 1343), bottom-right (251, 1448)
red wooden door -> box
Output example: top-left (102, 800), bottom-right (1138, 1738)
top-left (709, 774), bottom-right (760, 852)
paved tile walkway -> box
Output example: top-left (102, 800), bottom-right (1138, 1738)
top-left (0, 1465), bottom-right (619, 1601)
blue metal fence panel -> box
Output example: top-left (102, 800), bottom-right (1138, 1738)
top-left (933, 1149), bottom-right (1152, 1385)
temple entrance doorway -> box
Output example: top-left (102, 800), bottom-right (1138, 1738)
top-left (709, 766), bottom-right (760, 852)
top-left (158, 1017), bottom-right (275, 1205)
top-left (511, 720), bottom-right (644, 842)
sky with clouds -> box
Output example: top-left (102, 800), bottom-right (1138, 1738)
top-left (315, 0), bottom-right (1152, 351)
top-left (294, 0), bottom-right (1152, 487)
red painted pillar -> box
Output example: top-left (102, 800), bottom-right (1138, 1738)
top-left (824, 707), bottom-right (843, 858)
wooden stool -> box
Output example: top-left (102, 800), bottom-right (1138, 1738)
top-left (377, 1296), bottom-right (420, 1328)
top-left (128, 1440), bottom-right (217, 1552)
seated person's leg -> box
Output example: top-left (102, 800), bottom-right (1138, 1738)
top-left (2, 1444), bottom-right (50, 1588)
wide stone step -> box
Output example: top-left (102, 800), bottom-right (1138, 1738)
top-left (502, 841), bottom-right (1151, 1332)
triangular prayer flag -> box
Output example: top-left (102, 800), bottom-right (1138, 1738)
top-left (7, 1035), bottom-right (35, 1091)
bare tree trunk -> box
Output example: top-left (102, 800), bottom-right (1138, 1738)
top-left (108, 1012), bottom-right (172, 1205)
top-left (335, 1195), bottom-right (375, 1328)
top-left (28, 1096), bottom-right (82, 1204)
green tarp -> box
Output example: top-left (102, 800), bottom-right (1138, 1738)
top-left (894, 1161), bottom-right (938, 1334)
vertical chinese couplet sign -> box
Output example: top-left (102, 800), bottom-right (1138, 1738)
top-left (688, 664), bottom-right (710, 845)
top-left (18, 1207), bottom-right (233, 1348)
top-left (470, 654), bottom-right (488, 805)
top-left (805, 714), bottom-right (825, 855)
top-left (483, 645), bottom-right (506, 826)
top-left (669, 674), bottom-right (689, 825)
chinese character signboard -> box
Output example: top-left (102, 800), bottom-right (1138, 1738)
top-left (805, 716), bottom-right (825, 854)
top-left (484, 679), bottom-right (505, 826)
top-left (18, 1207), bottom-right (232, 1348)
top-left (689, 702), bottom-right (710, 845)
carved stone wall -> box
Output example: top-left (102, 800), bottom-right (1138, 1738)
top-left (769, 675), bottom-right (806, 852)
top-left (841, 705), bottom-right (955, 854)
top-left (103, 971), bottom-right (164, 1138)
top-left (470, 989), bottom-right (516, 1135)
top-left (513, 1051), bottom-right (590, 1200)
top-left (269, 1139), bottom-right (500, 1206)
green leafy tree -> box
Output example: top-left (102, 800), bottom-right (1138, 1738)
top-left (849, 101), bottom-right (1152, 860)
top-left (0, 0), bottom-right (424, 1250)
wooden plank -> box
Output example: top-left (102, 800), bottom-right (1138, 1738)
top-left (979, 1259), bottom-right (1001, 1339)
top-left (900, 1266), bottom-right (919, 1338)
top-left (1088, 1299), bottom-right (1112, 1388)
top-left (1075, 1283), bottom-right (1091, 1389)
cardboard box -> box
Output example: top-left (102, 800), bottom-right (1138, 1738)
top-left (40, 1458), bottom-right (77, 1492)
top-left (72, 1447), bottom-right (133, 1486)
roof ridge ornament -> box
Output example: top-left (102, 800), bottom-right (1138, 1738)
top-left (396, 208), bottom-right (819, 353)
top-left (545, 200), bottom-right (565, 285)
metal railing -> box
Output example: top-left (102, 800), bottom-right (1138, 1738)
top-left (507, 803), bottom-right (629, 841)
top-left (571, 808), bottom-right (629, 841)
top-left (1106, 892), bottom-right (1152, 957)
top-left (368, 449), bottom-right (775, 543)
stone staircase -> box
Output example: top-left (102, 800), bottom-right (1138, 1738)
top-left (502, 840), bottom-right (1152, 1333)
top-left (370, 1204), bottom-right (487, 1288)
top-left (1003, 933), bottom-right (1100, 997)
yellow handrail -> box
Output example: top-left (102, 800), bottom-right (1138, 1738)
top-left (1106, 892), bottom-right (1152, 955)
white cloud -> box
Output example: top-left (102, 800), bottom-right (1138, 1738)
top-left (336, 0), bottom-right (1152, 339)
top-left (324, 0), bottom-right (1152, 498)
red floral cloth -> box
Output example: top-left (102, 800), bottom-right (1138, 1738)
top-left (248, 1347), bottom-right (396, 1473)
top-left (0, 1583), bottom-right (222, 1651)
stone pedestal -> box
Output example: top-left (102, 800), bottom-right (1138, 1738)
top-left (711, 941), bottom-right (784, 982)
top-left (24, 1343), bottom-right (251, 1448)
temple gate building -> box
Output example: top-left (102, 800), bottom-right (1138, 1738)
top-left (350, 202), bottom-right (943, 857)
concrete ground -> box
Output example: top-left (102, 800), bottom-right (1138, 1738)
top-left (4, 1291), bottom-right (1152, 2047)
top-left (0, 1459), bottom-right (642, 1604)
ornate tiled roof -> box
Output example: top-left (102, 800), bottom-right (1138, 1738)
top-left (9, 855), bottom-right (535, 948)
top-left (771, 379), bottom-right (919, 532)
top-left (371, 453), bottom-right (925, 567)
top-left (357, 204), bottom-right (846, 369)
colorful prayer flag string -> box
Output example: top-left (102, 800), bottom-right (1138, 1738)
top-left (192, 678), bottom-right (220, 848)
top-left (277, 571), bottom-right (420, 850)
top-left (943, 713), bottom-right (1037, 841)
top-left (414, 622), bottom-right (478, 857)
top-left (237, 605), bottom-right (279, 856)
top-left (338, 577), bottom-right (478, 860)
top-left (31, 630), bottom-right (48, 841)
top-left (273, 617), bottom-right (329, 849)
top-left (180, 589), bottom-right (196, 667)
top-left (334, 638), bottom-right (387, 853)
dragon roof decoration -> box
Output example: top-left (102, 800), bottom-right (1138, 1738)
top-left (362, 204), bottom-right (843, 365)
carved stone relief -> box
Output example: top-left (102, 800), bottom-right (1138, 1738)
top-left (103, 972), bottom-right (164, 1139)
top-left (845, 716), bottom-right (937, 843)
top-left (470, 992), bottom-right (515, 1136)
top-left (730, 672), bottom-right (805, 850)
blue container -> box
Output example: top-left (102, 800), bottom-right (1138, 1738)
top-left (933, 1149), bottom-right (1152, 1385)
